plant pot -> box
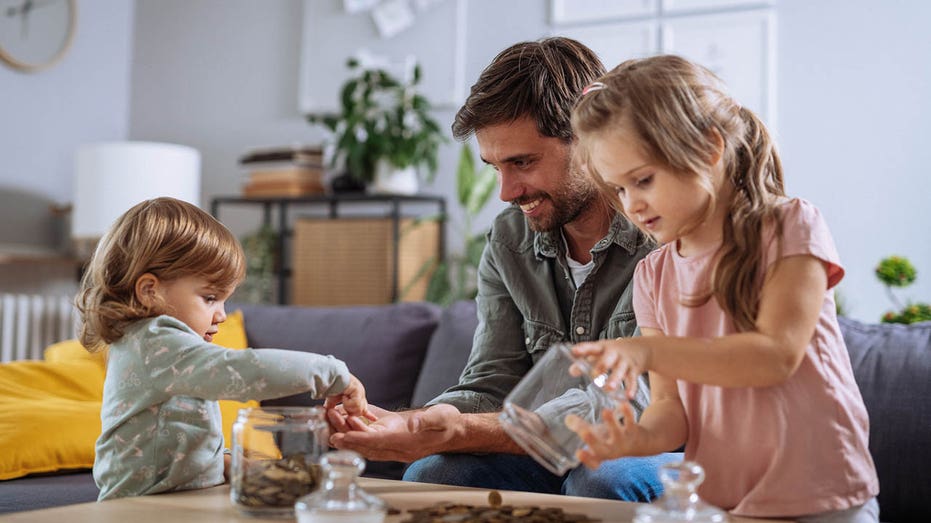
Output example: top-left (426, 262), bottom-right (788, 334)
top-left (330, 172), bottom-right (368, 193)
top-left (369, 161), bottom-right (419, 195)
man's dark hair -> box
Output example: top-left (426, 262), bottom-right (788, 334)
top-left (452, 37), bottom-right (605, 143)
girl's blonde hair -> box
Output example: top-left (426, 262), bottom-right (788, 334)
top-left (76, 197), bottom-right (246, 349)
top-left (572, 55), bottom-right (785, 331)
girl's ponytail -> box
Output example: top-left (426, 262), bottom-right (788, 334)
top-left (712, 106), bottom-right (785, 331)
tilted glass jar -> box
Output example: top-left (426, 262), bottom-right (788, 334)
top-left (230, 406), bottom-right (329, 517)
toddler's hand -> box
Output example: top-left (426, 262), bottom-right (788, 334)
top-left (324, 374), bottom-right (374, 420)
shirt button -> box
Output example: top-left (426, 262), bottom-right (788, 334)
top-left (575, 326), bottom-right (585, 335)
top-left (525, 337), bottom-right (531, 346)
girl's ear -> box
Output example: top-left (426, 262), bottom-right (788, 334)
top-left (707, 128), bottom-right (725, 167)
top-left (135, 273), bottom-right (160, 308)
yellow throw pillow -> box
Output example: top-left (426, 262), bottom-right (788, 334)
top-left (212, 309), bottom-right (249, 349)
top-left (210, 310), bottom-right (260, 447)
top-left (0, 359), bottom-right (103, 480)
top-left (44, 339), bottom-right (107, 369)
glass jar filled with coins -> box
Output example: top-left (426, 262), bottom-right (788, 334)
top-left (230, 407), bottom-right (329, 517)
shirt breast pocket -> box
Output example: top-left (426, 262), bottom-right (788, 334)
top-left (522, 321), bottom-right (564, 365)
top-left (599, 310), bottom-right (638, 340)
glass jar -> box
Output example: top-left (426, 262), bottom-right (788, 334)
top-left (294, 450), bottom-right (386, 523)
top-left (230, 406), bottom-right (329, 517)
top-left (499, 342), bottom-right (630, 475)
top-left (633, 461), bottom-right (728, 522)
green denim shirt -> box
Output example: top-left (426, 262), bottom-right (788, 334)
top-left (429, 205), bottom-right (654, 415)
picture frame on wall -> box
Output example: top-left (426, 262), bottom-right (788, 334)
top-left (661, 9), bottom-right (776, 125)
top-left (660, 0), bottom-right (774, 14)
top-left (550, 0), bottom-right (658, 25)
top-left (553, 21), bottom-right (659, 70)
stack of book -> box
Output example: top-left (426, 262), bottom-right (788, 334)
top-left (239, 146), bottom-right (326, 197)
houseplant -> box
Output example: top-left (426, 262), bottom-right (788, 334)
top-left (875, 255), bottom-right (931, 324)
top-left (403, 143), bottom-right (496, 305)
top-left (307, 58), bottom-right (445, 193)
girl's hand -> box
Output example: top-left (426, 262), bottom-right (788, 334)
top-left (571, 339), bottom-right (653, 399)
top-left (565, 401), bottom-right (645, 468)
top-left (325, 374), bottom-right (376, 421)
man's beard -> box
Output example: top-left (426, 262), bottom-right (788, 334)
top-left (519, 172), bottom-right (599, 233)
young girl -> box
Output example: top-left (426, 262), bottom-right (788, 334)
top-left (76, 197), bottom-right (371, 501)
top-left (565, 55), bottom-right (879, 522)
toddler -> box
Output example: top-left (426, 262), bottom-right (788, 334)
top-left (76, 197), bottom-right (370, 500)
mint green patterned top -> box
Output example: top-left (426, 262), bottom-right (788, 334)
top-left (94, 315), bottom-right (349, 501)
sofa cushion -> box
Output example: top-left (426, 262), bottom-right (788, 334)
top-left (0, 471), bottom-right (99, 514)
top-left (234, 301), bottom-right (441, 481)
top-left (234, 301), bottom-right (441, 411)
top-left (410, 300), bottom-right (478, 408)
top-left (839, 316), bottom-right (931, 523)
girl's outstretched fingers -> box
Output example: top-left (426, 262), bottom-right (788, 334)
top-left (571, 341), bottom-right (604, 358)
top-left (565, 414), bottom-right (604, 469)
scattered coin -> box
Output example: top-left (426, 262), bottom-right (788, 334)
top-left (398, 500), bottom-right (600, 522)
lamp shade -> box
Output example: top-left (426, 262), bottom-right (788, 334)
top-left (72, 141), bottom-right (201, 240)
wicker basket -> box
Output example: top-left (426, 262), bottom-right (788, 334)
top-left (291, 217), bottom-right (439, 306)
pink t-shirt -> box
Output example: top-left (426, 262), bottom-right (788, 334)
top-left (633, 198), bottom-right (878, 518)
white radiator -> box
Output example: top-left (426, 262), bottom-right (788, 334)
top-left (0, 294), bottom-right (78, 362)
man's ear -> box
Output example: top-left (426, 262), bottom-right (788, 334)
top-left (135, 273), bottom-right (160, 308)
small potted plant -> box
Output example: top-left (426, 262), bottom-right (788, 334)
top-left (875, 255), bottom-right (931, 324)
top-left (307, 57), bottom-right (446, 194)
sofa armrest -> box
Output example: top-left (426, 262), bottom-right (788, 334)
top-left (410, 300), bottom-right (478, 408)
top-left (840, 316), bottom-right (931, 522)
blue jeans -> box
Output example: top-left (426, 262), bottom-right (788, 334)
top-left (402, 452), bottom-right (683, 502)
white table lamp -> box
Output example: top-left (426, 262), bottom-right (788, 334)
top-left (72, 141), bottom-right (201, 256)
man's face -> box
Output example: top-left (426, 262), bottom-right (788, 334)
top-left (476, 117), bottom-right (598, 232)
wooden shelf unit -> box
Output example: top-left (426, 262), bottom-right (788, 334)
top-left (210, 193), bottom-right (446, 305)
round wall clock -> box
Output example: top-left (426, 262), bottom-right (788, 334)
top-left (0, 0), bottom-right (76, 72)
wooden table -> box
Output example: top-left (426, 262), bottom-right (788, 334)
top-left (0, 477), bottom-right (791, 523)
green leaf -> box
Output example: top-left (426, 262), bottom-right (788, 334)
top-left (466, 164), bottom-right (498, 216)
top-left (425, 262), bottom-right (452, 305)
top-left (456, 144), bottom-right (475, 207)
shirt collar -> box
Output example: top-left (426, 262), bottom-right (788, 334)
top-left (534, 212), bottom-right (643, 259)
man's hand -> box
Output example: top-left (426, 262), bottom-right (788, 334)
top-left (328, 403), bottom-right (463, 462)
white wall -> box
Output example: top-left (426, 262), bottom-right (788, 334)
top-left (777, 0), bottom-right (931, 322)
top-left (0, 0), bottom-right (134, 293)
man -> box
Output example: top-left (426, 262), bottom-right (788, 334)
top-left (330, 37), bottom-right (680, 502)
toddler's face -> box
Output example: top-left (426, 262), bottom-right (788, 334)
top-left (153, 275), bottom-right (234, 343)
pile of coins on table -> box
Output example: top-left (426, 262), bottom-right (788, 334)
top-left (397, 491), bottom-right (601, 522)
top-left (231, 455), bottom-right (320, 509)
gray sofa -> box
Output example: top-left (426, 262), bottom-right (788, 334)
top-left (0, 300), bottom-right (928, 522)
